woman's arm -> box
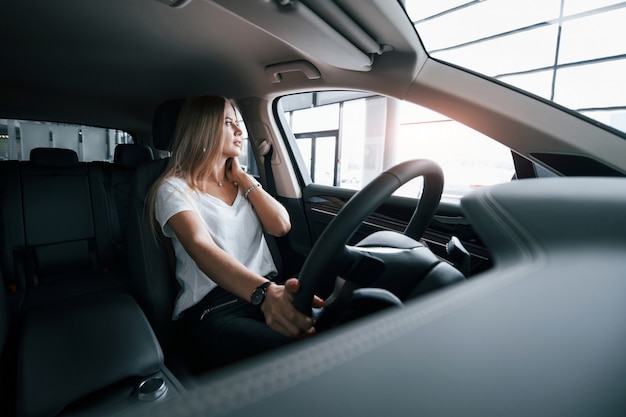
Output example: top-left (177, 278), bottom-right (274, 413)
top-left (167, 209), bottom-right (316, 337)
top-left (230, 158), bottom-right (291, 237)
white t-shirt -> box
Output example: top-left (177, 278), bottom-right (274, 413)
top-left (155, 176), bottom-right (277, 319)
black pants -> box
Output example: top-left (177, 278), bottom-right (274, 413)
top-left (182, 286), bottom-right (293, 367)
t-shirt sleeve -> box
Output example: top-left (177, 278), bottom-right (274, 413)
top-left (155, 178), bottom-right (195, 238)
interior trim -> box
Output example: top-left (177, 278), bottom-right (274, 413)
top-left (211, 0), bottom-right (375, 71)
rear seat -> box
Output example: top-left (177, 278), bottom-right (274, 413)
top-left (3, 148), bottom-right (127, 311)
top-left (0, 146), bottom-right (179, 417)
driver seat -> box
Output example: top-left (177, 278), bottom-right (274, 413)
top-left (126, 99), bottom-right (185, 359)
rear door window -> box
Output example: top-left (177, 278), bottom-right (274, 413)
top-left (0, 119), bottom-right (133, 162)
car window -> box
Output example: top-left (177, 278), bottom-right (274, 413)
top-left (238, 123), bottom-right (260, 177)
top-left (279, 92), bottom-right (515, 202)
top-left (0, 119), bottom-right (133, 162)
top-left (405, 0), bottom-right (626, 135)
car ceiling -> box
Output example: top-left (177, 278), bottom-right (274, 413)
top-left (1, 0), bottom-right (421, 141)
top-left (5, 0), bottom-right (625, 175)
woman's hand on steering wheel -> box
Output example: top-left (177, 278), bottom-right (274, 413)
top-left (261, 278), bottom-right (325, 339)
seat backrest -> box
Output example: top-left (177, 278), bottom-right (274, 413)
top-left (126, 99), bottom-right (185, 348)
top-left (127, 158), bottom-right (176, 347)
top-left (4, 148), bottom-right (126, 311)
top-left (98, 144), bottom-right (155, 253)
top-left (112, 144), bottom-right (155, 235)
top-left (20, 149), bottom-right (96, 285)
top-left (114, 143), bottom-right (155, 169)
top-left (0, 160), bottom-right (25, 295)
top-left (0, 270), bottom-right (16, 417)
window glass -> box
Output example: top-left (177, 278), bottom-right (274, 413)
top-left (291, 104), bottom-right (339, 133)
top-left (558, 8), bottom-right (626, 63)
top-left (554, 60), bottom-right (626, 110)
top-left (433, 25), bottom-right (560, 76)
top-left (314, 136), bottom-right (337, 186)
top-left (562, 0), bottom-right (624, 15)
top-left (280, 92), bottom-right (515, 202)
top-left (234, 119), bottom-right (257, 175)
top-left (411, 0), bottom-right (561, 52)
top-left (0, 119), bottom-right (132, 162)
top-left (406, 0), bottom-right (626, 134)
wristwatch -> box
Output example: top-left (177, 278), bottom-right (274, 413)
top-left (250, 281), bottom-right (273, 306)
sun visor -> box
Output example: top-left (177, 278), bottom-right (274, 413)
top-left (211, 0), bottom-right (381, 71)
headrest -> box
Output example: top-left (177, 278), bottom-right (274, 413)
top-left (114, 144), bottom-right (155, 169)
top-left (152, 98), bottom-right (187, 151)
top-left (30, 147), bottom-right (79, 167)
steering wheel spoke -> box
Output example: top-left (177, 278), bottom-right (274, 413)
top-left (340, 246), bottom-right (386, 286)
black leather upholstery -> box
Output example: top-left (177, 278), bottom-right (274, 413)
top-left (127, 99), bottom-right (184, 348)
top-left (17, 292), bottom-right (163, 417)
top-left (0, 160), bottom-right (24, 295)
top-left (21, 159), bottom-right (94, 278)
top-left (152, 98), bottom-right (186, 151)
top-left (127, 158), bottom-right (177, 347)
top-left (13, 149), bottom-right (125, 310)
top-left (114, 143), bottom-right (154, 169)
top-left (0, 147), bottom-right (169, 417)
top-left (102, 144), bottom-right (156, 250)
top-left (29, 147), bottom-right (78, 168)
top-left (0, 273), bottom-right (15, 417)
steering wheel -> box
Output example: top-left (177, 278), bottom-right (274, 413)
top-left (293, 159), bottom-right (444, 315)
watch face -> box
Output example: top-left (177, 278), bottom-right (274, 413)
top-left (251, 282), bottom-right (271, 306)
top-left (251, 289), bottom-right (264, 306)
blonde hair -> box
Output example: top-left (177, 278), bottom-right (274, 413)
top-left (147, 95), bottom-right (239, 236)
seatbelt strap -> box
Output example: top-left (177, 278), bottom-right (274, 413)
top-left (260, 143), bottom-right (285, 280)
top-left (99, 164), bottom-right (123, 252)
top-left (264, 143), bottom-right (277, 197)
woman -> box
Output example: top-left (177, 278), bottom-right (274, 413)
top-left (149, 95), bottom-right (323, 365)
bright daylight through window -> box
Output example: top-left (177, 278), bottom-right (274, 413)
top-left (406, 0), bottom-right (626, 133)
top-left (280, 0), bottom-right (625, 202)
top-left (281, 93), bottom-right (514, 202)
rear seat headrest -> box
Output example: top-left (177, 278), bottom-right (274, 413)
top-left (152, 98), bottom-right (187, 151)
top-left (30, 147), bottom-right (79, 167)
top-left (114, 144), bottom-right (155, 169)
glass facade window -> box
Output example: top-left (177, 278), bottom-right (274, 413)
top-left (406, 0), bottom-right (626, 134)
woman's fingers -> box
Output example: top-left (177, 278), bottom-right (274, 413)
top-left (264, 305), bottom-right (314, 338)
top-left (271, 313), bottom-right (315, 338)
top-left (312, 295), bottom-right (325, 308)
top-left (262, 281), bottom-right (318, 338)
top-left (284, 278), bottom-right (325, 308)
top-left (284, 277), bottom-right (299, 294)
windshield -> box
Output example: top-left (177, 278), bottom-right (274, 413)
top-left (405, 0), bottom-right (626, 134)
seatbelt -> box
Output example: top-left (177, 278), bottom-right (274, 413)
top-left (260, 143), bottom-right (284, 280)
top-left (98, 163), bottom-right (124, 254)
top-left (263, 143), bottom-right (277, 197)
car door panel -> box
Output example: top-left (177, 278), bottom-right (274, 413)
top-left (301, 184), bottom-right (492, 277)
